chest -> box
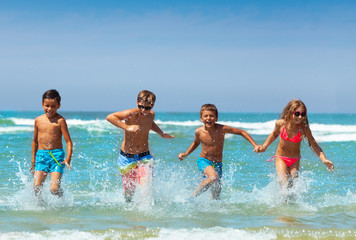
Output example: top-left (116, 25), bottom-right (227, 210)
top-left (125, 115), bottom-right (153, 130)
top-left (38, 121), bottom-right (61, 135)
top-left (200, 131), bottom-right (225, 145)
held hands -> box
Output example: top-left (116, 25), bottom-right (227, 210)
top-left (254, 145), bottom-right (265, 153)
top-left (322, 159), bottom-right (334, 172)
top-left (178, 153), bottom-right (187, 161)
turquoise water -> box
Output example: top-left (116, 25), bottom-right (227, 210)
top-left (0, 111), bottom-right (355, 239)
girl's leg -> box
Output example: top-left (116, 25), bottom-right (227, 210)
top-left (275, 157), bottom-right (290, 191)
top-left (191, 166), bottom-right (219, 198)
top-left (50, 172), bottom-right (63, 197)
top-left (288, 160), bottom-right (300, 188)
top-left (33, 171), bottom-right (48, 196)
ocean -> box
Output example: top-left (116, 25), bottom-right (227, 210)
top-left (0, 111), bottom-right (355, 239)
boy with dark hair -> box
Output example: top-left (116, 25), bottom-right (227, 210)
top-left (31, 89), bottom-right (73, 197)
top-left (106, 89), bottom-right (174, 202)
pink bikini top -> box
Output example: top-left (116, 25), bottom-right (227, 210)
top-left (280, 125), bottom-right (302, 143)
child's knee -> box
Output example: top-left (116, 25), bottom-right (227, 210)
top-left (50, 186), bottom-right (63, 196)
top-left (207, 175), bottom-right (219, 183)
top-left (290, 169), bottom-right (299, 178)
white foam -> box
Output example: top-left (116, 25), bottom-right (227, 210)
top-left (155, 119), bottom-right (202, 126)
top-left (0, 126), bottom-right (33, 134)
top-left (3, 117), bottom-right (356, 142)
top-left (1, 227), bottom-right (355, 240)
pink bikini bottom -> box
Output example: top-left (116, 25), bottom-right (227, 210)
top-left (267, 155), bottom-right (301, 167)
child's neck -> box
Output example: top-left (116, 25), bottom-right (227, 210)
top-left (286, 121), bottom-right (299, 129)
top-left (203, 125), bottom-right (216, 131)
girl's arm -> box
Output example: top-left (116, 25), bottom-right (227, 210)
top-left (302, 125), bottom-right (334, 172)
top-left (178, 129), bottom-right (201, 160)
top-left (151, 121), bottom-right (174, 139)
top-left (261, 120), bottom-right (283, 152)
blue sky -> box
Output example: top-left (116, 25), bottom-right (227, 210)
top-left (0, 1), bottom-right (355, 113)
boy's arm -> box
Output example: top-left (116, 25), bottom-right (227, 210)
top-left (260, 120), bottom-right (282, 152)
top-left (31, 120), bottom-right (39, 174)
top-left (178, 129), bottom-right (200, 160)
top-left (106, 110), bottom-right (139, 132)
top-left (302, 124), bottom-right (334, 172)
top-left (151, 121), bottom-right (174, 139)
top-left (223, 126), bottom-right (260, 151)
top-left (60, 118), bottom-right (73, 170)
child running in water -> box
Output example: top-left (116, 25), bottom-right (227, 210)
top-left (178, 104), bottom-right (261, 200)
top-left (31, 89), bottom-right (73, 197)
top-left (257, 99), bottom-right (334, 190)
top-left (106, 90), bottom-right (174, 202)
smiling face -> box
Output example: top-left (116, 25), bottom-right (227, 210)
top-left (292, 106), bottom-right (306, 125)
top-left (201, 110), bottom-right (217, 128)
top-left (42, 98), bottom-right (60, 119)
top-left (137, 101), bottom-right (154, 118)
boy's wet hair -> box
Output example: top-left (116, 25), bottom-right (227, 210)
top-left (200, 104), bottom-right (218, 119)
top-left (137, 90), bottom-right (156, 104)
top-left (42, 89), bottom-right (61, 104)
top-left (281, 99), bottom-right (309, 126)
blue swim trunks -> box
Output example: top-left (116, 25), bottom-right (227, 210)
top-left (35, 148), bottom-right (65, 174)
top-left (197, 157), bottom-right (223, 179)
top-left (117, 150), bottom-right (154, 175)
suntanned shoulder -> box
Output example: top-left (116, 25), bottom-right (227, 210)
top-left (275, 119), bottom-right (285, 128)
top-left (57, 114), bottom-right (67, 123)
top-left (195, 126), bottom-right (203, 134)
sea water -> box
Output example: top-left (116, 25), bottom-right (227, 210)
top-left (0, 111), bottom-right (355, 239)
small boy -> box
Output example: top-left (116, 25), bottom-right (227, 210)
top-left (178, 104), bottom-right (261, 200)
top-left (106, 90), bottom-right (174, 202)
top-left (31, 89), bottom-right (73, 197)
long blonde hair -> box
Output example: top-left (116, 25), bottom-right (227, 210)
top-left (281, 99), bottom-right (309, 126)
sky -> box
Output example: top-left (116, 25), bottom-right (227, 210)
top-left (0, 0), bottom-right (355, 113)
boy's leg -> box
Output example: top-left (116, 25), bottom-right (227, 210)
top-left (137, 161), bottom-right (153, 186)
top-left (50, 172), bottom-right (63, 197)
top-left (122, 170), bottom-right (137, 202)
top-left (192, 166), bottom-right (219, 198)
top-left (210, 163), bottom-right (222, 200)
top-left (210, 180), bottom-right (222, 200)
top-left (33, 171), bottom-right (48, 196)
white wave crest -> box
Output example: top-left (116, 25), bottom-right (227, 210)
top-left (3, 117), bottom-right (356, 142)
top-left (0, 126), bottom-right (33, 134)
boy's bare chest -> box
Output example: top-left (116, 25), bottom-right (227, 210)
top-left (200, 131), bottom-right (224, 145)
top-left (126, 117), bottom-right (153, 130)
top-left (38, 121), bottom-right (61, 135)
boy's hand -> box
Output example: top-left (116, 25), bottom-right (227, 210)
top-left (61, 160), bottom-right (72, 170)
top-left (29, 164), bottom-right (35, 175)
top-left (161, 132), bottom-right (175, 139)
top-left (322, 159), bottom-right (334, 172)
top-left (178, 153), bottom-right (187, 161)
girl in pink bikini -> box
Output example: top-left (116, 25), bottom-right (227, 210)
top-left (258, 99), bottom-right (334, 189)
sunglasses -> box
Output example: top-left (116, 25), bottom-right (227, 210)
top-left (138, 105), bottom-right (152, 111)
top-left (294, 111), bottom-right (306, 117)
